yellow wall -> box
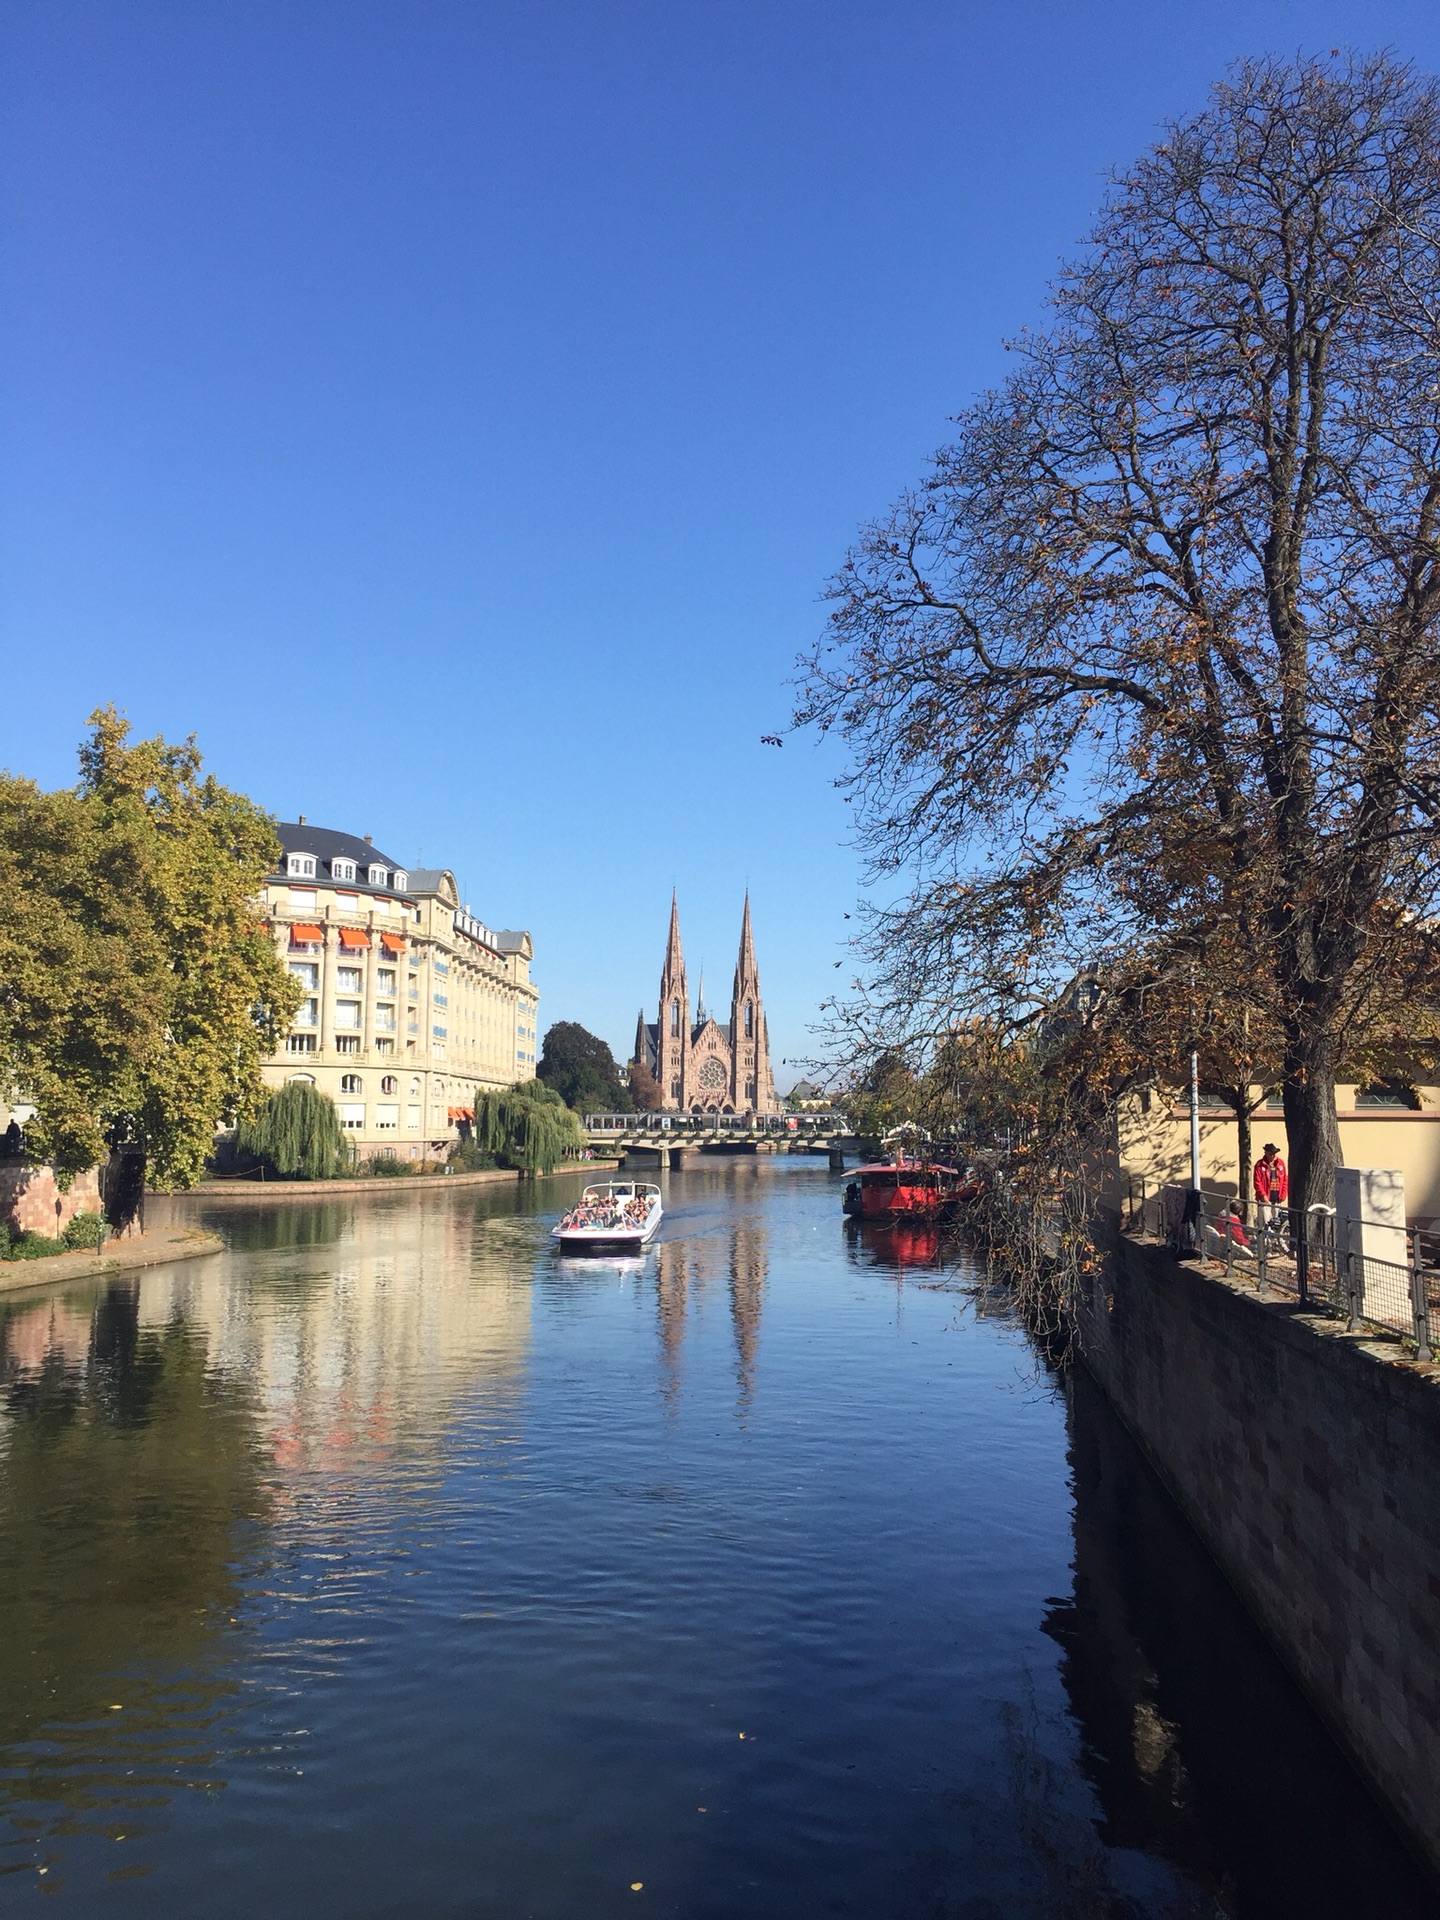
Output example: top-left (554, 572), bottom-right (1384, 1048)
top-left (1118, 1085), bottom-right (1440, 1222)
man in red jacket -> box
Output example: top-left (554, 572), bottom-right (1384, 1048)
top-left (1253, 1142), bottom-right (1289, 1240)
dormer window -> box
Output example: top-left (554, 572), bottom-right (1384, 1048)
top-left (368, 863), bottom-right (388, 887)
top-left (331, 857), bottom-right (356, 881)
top-left (286, 853), bottom-right (317, 879)
top-left (392, 871), bottom-right (408, 892)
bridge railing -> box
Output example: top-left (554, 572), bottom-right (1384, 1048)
top-left (582, 1111), bottom-right (840, 1136)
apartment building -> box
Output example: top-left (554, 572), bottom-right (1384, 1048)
top-left (261, 821), bottom-right (540, 1159)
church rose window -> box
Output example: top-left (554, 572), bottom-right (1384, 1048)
top-left (698, 1056), bottom-right (726, 1090)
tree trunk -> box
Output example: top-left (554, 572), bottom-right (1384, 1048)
top-left (1281, 1030), bottom-right (1342, 1238)
top-left (1235, 1102), bottom-right (1253, 1220)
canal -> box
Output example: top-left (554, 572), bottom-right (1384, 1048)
top-left (0, 1159), bottom-right (1433, 1917)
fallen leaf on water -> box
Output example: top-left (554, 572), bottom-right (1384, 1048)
top-left (631, 1883), bottom-right (643, 1892)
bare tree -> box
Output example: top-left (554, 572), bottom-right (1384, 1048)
top-left (797, 53), bottom-right (1440, 1229)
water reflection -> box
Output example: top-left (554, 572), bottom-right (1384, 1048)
top-left (0, 1170), bottom-right (1430, 1916)
top-left (649, 1218), bottom-right (769, 1410)
top-left (728, 1224), bottom-right (765, 1406)
top-left (0, 1282), bottom-right (266, 1854)
top-left (844, 1215), bottom-right (948, 1270)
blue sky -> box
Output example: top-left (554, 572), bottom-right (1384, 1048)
top-left (6, 1), bottom-right (1440, 1084)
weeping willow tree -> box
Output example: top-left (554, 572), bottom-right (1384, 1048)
top-left (236, 1082), bottom-right (351, 1180)
top-left (473, 1079), bottom-right (586, 1175)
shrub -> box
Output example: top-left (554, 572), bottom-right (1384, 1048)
top-left (62, 1210), bottom-right (107, 1250)
top-left (449, 1140), bottom-right (497, 1172)
top-left (358, 1156), bottom-right (414, 1177)
top-left (9, 1233), bottom-right (68, 1260)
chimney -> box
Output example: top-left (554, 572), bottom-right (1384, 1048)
top-left (298, 814), bottom-right (307, 825)
top-left (364, 834), bottom-right (373, 845)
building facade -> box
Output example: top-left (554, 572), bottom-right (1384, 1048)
top-left (261, 822), bottom-right (540, 1159)
top-left (632, 894), bottom-right (779, 1115)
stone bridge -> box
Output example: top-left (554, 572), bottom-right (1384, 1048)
top-left (583, 1112), bottom-right (863, 1170)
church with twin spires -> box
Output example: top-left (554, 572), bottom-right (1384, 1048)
top-left (633, 894), bottom-right (779, 1115)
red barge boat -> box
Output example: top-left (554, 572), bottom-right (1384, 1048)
top-left (841, 1129), bottom-right (980, 1223)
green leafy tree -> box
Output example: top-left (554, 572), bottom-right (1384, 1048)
top-left (237, 1082), bottom-right (351, 1181)
top-left (0, 708), bottom-right (302, 1192)
top-left (474, 1079), bottom-right (588, 1173)
top-left (842, 1051), bottom-right (921, 1145)
top-left (536, 1021), bottom-right (631, 1113)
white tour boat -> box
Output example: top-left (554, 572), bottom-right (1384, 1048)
top-left (552, 1181), bottom-right (663, 1252)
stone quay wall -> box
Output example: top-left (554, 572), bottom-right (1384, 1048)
top-left (0, 1163), bottom-right (103, 1237)
top-left (1080, 1234), bottom-right (1440, 1877)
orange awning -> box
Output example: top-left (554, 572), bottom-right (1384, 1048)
top-left (447, 1106), bottom-right (475, 1123)
top-left (380, 932), bottom-right (406, 955)
top-left (289, 923), bottom-right (324, 944)
top-left (338, 927), bottom-right (372, 950)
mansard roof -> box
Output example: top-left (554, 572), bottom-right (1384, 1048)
top-left (273, 822), bottom-right (407, 897)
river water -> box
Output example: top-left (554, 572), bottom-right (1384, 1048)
top-left (0, 1159), bottom-right (1432, 1919)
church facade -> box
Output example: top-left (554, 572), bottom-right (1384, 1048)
top-left (633, 895), bottom-right (779, 1115)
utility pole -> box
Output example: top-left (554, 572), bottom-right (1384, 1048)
top-left (1189, 1045), bottom-right (1202, 1191)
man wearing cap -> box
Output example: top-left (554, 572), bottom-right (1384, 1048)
top-left (1253, 1142), bottom-right (1288, 1242)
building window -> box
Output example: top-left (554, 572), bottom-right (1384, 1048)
top-left (368, 863), bottom-right (388, 887)
top-left (340, 1074), bottom-right (362, 1094)
top-left (434, 959), bottom-right (449, 976)
top-left (1356, 1080), bottom-right (1421, 1109)
top-left (375, 1104), bottom-right (399, 1130)
top-left (409, 1077), bottom-right (420, 1096)
top-left (671, 1000), bottom-right (680, 1037)
top-left (340, 1102), bottom-right (365, 1130)
top-left (330, 858), bottom-right (356, 881)
top-left (375, 1038), bottom-right (394, 1055)
top-left (335, 1036), bottom-right (360, 1055)
top-left (288, 1073), bottom-right (316, 1084)
top-left (381, 1075), bottom-right (398, 1095)
top-left (392, 871), bottom-right (408, 891)
top-left (670, 1077), bottom-right (680, 1100)
top-left (375, 1007), bottom-right (396, 1032)
top-left (433, 993), bottom-right (448, 1008)
top-left (334, 1001), bottom-right (362, 1031)
top-left (288, 887), bottom-right (317, 911)
top-left (337, 966), bottom-right (363, 995)
top-left (745, 1001), bottom-right (753, 1037)
top-left (377, 968), bottom-right (397, 994)
top-left (335, 891), bottom-right (358, 910)
top-left (293, 998), bottom-right (319, 1029)
top-left (285, 1034), bottom-right (317, 1054)
top-left (289, 961), bottom-right (319, 991)
top-left (286, 853), bottom-right (316, 878)
top-left (406, 1104), bottom-right (421, 1129)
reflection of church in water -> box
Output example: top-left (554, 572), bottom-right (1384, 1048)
top-left (633, 894), bottom-right (779, 1114)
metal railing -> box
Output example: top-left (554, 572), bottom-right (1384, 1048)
top-left (1123, 1177), bottom-right (1436, 1360)
top-left (582, 1112), bottom-right (843, 1136)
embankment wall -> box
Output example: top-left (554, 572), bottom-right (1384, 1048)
top-left (1080, 1236), bottom-right (1440, 1876)
top-left (0, 1163), bottom-right (103, 1236)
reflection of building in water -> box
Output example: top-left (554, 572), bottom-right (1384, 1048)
top-left (649, 1219), bottom-right (769, 1409)
top-left (133, 1197), bottom-right (533, 1477)
top-left (0, 1294), bottom-right (95, 1382)
top-left (653, 1238), bottom-right (693, 1410)
top-left (728, 1223), bottom-right (767, 1405)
